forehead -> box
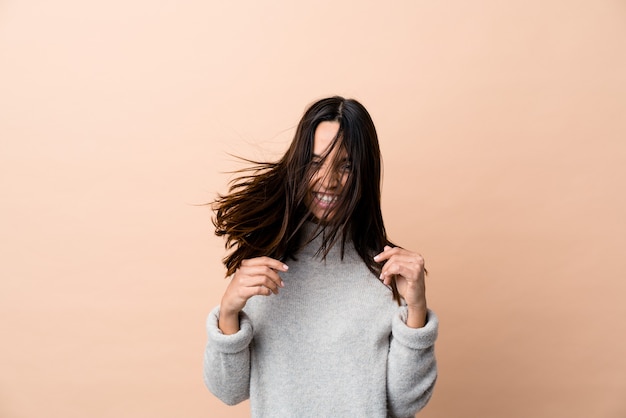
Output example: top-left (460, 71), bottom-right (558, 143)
top-left (313, 121), bottom-right (345, 157)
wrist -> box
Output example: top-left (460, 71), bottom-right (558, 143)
top-left (218, 296), bottom-right (244, 333)
top-left (219, 305), bottom-right (239, 318)
top-left (219, 296), bottom-right (242, 317)
top-left (406, 300), bottom-right (427, 311)
top-left (405, 303), bottom-right (427, 329)
top-left (218, 304), bottom-right (241, 335)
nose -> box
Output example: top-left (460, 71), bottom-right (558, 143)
top-left (318, 163), bottom-right (340, 190)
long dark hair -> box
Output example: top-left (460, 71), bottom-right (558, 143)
top-left (213, 96), bottom-right (400, 301)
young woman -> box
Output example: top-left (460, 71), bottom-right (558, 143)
top-left (203, 96), bottom-right (438, 417)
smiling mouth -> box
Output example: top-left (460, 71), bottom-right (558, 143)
top-left (313, 192), bottom-right (339, 207)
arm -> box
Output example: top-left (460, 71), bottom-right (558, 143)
top-left (219, 257), bottom-right (287, 334)
top-left (203, 306), bottom-right (253, 405)
top-left (387, 307), bottom-right (438, 417)
top-left (203, 256), bottom-right (288, 405)
top-left (375, 246), bottom-right (428, 328)
top-left (374, 246), bottom-right (438, 415)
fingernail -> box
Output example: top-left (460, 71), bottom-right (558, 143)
top-left (283, 264), bottom-right (289, 270)
top-left (280, 280), bottom-right (285, 287)
top-left (373, 255), bottom-right (380, 261)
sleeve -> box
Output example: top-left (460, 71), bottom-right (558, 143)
top-left (387, 307), bottom-right (439, 417)
top-left (203, 305), bottom-right (254, 405)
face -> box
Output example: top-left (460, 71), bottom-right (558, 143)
top-left (306, 121), bottom-right (351, 221)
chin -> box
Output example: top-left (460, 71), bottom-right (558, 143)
top-left (311, 211), bottom-right (338, 225)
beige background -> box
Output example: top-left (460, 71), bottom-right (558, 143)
top-left (1, 1), bottom-right (625, 417)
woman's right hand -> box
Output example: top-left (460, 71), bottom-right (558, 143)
top-left (218, 256), bottom-right (288, 334)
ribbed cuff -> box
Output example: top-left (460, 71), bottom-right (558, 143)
top-left (391, 307), bottom-right (439, 350)
top-left (206, 305), bottom-right (254, 354)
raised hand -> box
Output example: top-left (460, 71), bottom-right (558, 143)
top-left (218, 256), bottom-right (288, 334)
top-left (374, 246), bottom-right (428, 328)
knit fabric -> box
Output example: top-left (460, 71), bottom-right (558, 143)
top-left (204, 229), bottom-right (438, 417)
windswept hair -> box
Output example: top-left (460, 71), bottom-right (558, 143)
top-left (213, 96), bottom-right (400, 302)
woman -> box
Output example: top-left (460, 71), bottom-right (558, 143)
top-left (203, 96), bottom-right (438, 417)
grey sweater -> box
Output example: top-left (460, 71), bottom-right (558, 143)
top-left (203, 232), bottom-right (438, 417)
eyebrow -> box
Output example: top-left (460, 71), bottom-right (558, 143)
top-left (312, 154), bottom-right (350, 161)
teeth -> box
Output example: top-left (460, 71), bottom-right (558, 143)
top-left (316, 193), bottom-right (337, 203)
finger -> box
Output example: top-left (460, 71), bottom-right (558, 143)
top-left (239, 259), bottom-right (288, 288)
top-left (380, 263), bottom-right (398, 284)
top-left (237, 271), bottom-right (281, 294)
top-left (385, 254), bottom-right (420, 266)
top-left (239, 264), bottom-right (284, 280)
top-left (239, 268), bottom-right (284, 293)
top-left (382, 272), bottom-right (394, 286)
top-left (381, 268), bottom-right (405, 286)
top-left (380, 260), bottom-right (421, 282)
top-left (241, 256), bottom-right (289, 272)
top-left (378, 252), bottom-right (418, 273)
top-left (374, 245), bottom-right (418, 262)
top-left (373, 245), bottom-right (396, 262)
top-left (240, 285), bottom-right (273, 299)
top-left (378, 252), bottom-right (425, 271)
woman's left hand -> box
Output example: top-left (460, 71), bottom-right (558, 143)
top-left (374, 245), bottom-right (428, 328)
